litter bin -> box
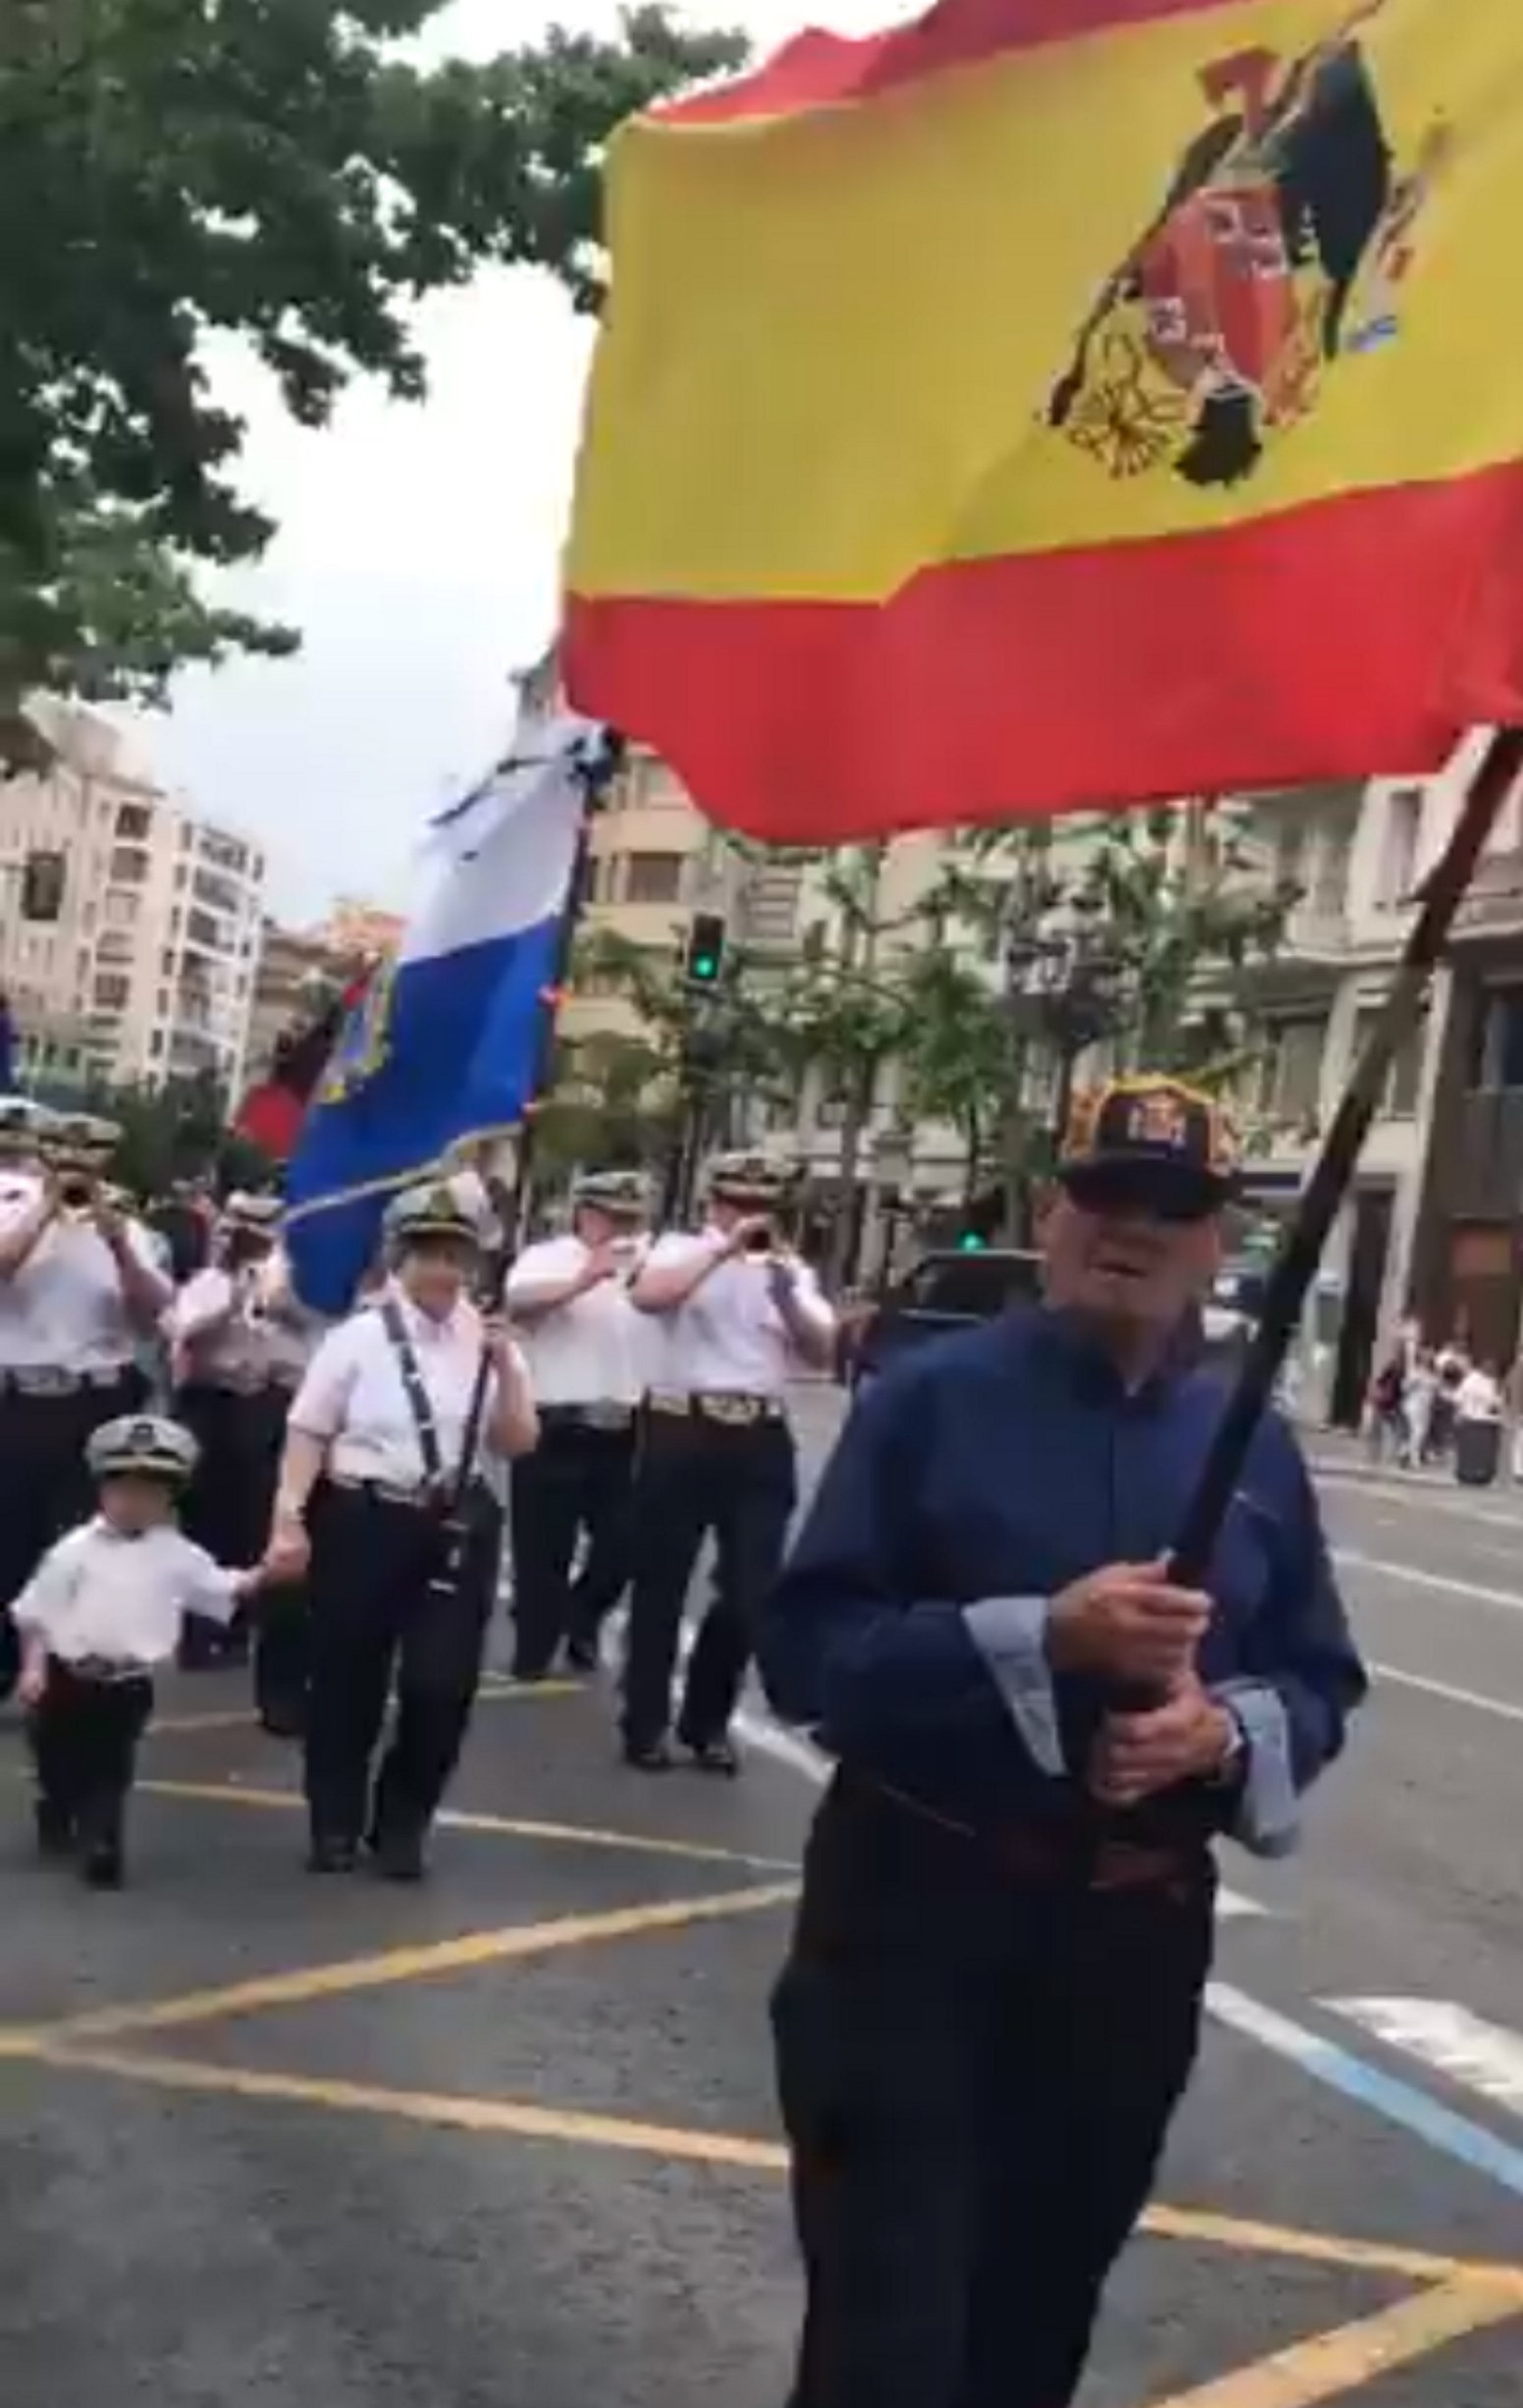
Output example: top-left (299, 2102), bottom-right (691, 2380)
top-left (1454, 1417), bottom-right (1501, 1487)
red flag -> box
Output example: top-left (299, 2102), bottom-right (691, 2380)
top-left (236, 974), bottom-right (368, 1162)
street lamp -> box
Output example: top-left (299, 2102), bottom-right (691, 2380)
top-left (1005, 926), bottom-right (1126, 1146)
top-left (871, 1120), bottom-right (915, 1297)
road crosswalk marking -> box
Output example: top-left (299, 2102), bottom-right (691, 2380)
top-left (1327, 1999), bottom-right (1523, 2119)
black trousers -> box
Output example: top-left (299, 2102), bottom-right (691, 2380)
top-left (621, 1410), bottom-right (796, 1750)
top-left (303, 1483), bottom-right (503, 1847)
top-left (508, 1415), bottom-right (635, 1676)
top-left (29, 1661), bottom-right (155, 1850)
top-left (175, 1382), bottom-right (298, 1697)
top-left (0, 1374), bottom-right (142, 1698)
top-left (772, 1777), bottom-right (1214, 2408)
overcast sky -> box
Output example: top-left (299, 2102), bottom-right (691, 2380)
top-left (137, 0), bottom-right (895, 923)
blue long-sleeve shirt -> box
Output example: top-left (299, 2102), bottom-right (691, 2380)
top-left (760, 1309), bottom-right (1367, 1857)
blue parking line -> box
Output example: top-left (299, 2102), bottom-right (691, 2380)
top-left (1208, 1982), bottom-right (1523, 2203)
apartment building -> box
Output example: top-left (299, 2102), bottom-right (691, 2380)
top-left (0, 701), bottom-right (265, 1099)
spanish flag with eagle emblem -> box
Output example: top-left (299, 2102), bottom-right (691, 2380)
top-left (565, 0), bottom-right (1523, 841)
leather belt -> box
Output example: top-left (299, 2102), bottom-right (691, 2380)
top-left (647, 1389), bottom-right (784, 1428)
top-left (58, 1654), bottom-right (153, 1687)
top-left (330, 1473), bottom-right (444, 1513)
top-left (868, 1776), bottom-right (1204, 1896)
top-left (203, 1370), bottom-right (300, 1399)
top-left (0, 1365), bottom-right (132, 1398)
top-left (539, 1402), bottom-right (637, 1431)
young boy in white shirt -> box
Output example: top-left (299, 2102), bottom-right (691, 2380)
top-left (13, 1414), bottom-right (263, 1888)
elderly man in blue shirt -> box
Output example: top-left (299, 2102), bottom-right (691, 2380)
top-left (762, 1076), bottom-right (1367, 2408)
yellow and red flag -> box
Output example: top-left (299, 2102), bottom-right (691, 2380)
top-left (565, 0), bottom-right (1523, 841)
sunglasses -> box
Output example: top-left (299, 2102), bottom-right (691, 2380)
top-left (1064, 1169), bottom-right (1221, 1227)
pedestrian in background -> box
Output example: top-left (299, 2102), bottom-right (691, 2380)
top-left (264, 1183), bottom-right (537, 1878)
top-left (167, 1192), bottom-right (320, 1725)
top-left (504, 1169), bottom-right (650, 1679)
top-left (762, 1078), bottom-right (1365, 2408)
top-left (0, 1114), bottom-right (171, 1702)
top-left (621, 1152), bottom-right (836, 1774)
top-left (14, 1415), bottom-right (264, 1888)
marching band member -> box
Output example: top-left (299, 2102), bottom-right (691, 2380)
top-left (621, 1151), bottom-right (835, 1773)
top-left (264, 1182), bottom-right (537, 1879)
top-left (0, 1114), bottom-right (171, 1701)
top-left (14, 1414), bottom-right (264, 1888)
top-left (167, 1193), bottom-right (321, 1723)
top-left (504, 1168), bottom-right (650, 1679)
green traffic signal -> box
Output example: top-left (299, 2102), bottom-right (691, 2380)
top-left (957, 1230), bottom-right (987, 1253)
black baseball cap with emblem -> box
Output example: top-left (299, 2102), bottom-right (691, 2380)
top-left (1058, 1077), bottom-right (1238, 1222)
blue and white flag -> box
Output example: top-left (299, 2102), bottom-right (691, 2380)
top-left (285, 720), bottom-right (596, 1314)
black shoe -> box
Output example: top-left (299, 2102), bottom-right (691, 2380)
top-left (682, 1736), bottom-right (741, 1777)
top-left (34, 1801), bottom-right (75, 1859)
top-left (621, 1736), bottom-right (674, 1773)
top-left (564, 1636), bottom-right (598, 1674)
top-left (81, 1843), bottom-right (124, 1890)
top-left (307, 1835), bottom-right (359, 1875)
top-left (258, 1705), bottom-right (305, 1741)
top-left (368, 1826), bottom-right (427, 1883)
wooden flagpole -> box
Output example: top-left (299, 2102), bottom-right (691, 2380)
top-left (1169, 725), bottom-right (1523, 1584)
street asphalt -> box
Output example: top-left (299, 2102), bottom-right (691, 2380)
top-left (2, 1386), bottom-right (1522, 2408)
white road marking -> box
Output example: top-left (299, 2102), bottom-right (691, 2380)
top-left (1327, 1999), bottom-right (1523, 2120)
top-left (1318, 1471), bottom-right (1523, 1535)
top-left (1208, 1983), bottom-right (1523, 2201)
top-left (732, 1708), bottom-right (1269, 1916)
top-left (1332, 1547), bottom-right (1523, 1617)
top-left (1370, 1660), bottom-right (1523, 1726)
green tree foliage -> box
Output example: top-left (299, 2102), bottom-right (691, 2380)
top-left (0, 1), bottom-right (745, 718)
top-left (905, 802), bottom-right (1292, 1221)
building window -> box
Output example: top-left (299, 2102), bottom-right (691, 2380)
top-left (96, 931), bottom-right (134, 965)
top-left (103, 890), bottom-right (139, 927)
top-left (108, 846), bottom-right (149, 884)
top-left (91, 973), bottom-right (131, 1011)
top-left (1311, 827), bottom-right (1353, 916)
top-left (1469, 985), bottom-right (1523, 1092)
top-left (1380, 788), bottom-right (1423, 905)
top-left (186, 907), bottom-right (223, 949)
top-left (1351, 1004), bottom-right (1427, 1119)
top-left (115, 803), bottom-right (152, 839)
top-left (1271, 814), bottom-right (1310, 893)
top-left (624, 852), bottom-right (685, 906)
top-left (1257, 1015), bottom-right (1328, 1126)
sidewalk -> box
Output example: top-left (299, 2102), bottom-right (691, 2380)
top-left (1298, 1419), bottom-right (1523, 1499)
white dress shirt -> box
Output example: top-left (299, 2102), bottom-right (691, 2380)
top-left (290, 1288), bottom-right (529, 1490)
top-left (643, 1231), bottom-right (835, 1399)
top-left (0, 1179), bottom-right (161, 1373)
top-left (504, 1234), bottom-right (651, 1409)
top-left (167, 1250), bottom-right (318, 1389)
top-left (11, 1519), bottom-right (240, 1669)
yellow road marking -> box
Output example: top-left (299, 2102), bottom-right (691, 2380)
top-left (145, 1708), bottom-right (270, 1737)
top-left (1142, 2276), bottom-right (1523, 2407)
top-left (1145, 2204), bottom-right (1523, 2294)
top-left (8, 2035), bottom-right (1523, 2312)
top-left (145, 1679), bottom-right (578, 1737)
top-left (24, 2044), bottom-right (792, 2170)
top-left (134, 1777), bottom-right (797, 1873)
top-left (35, 1881), bottom-right (798, 2044)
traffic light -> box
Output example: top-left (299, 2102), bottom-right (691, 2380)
top-left (683, 912), bottom-right (727, 988)
top-left (956, 1229), bottom-right (988, 1254)
top-left (20, 850), bottom-right (65, 923)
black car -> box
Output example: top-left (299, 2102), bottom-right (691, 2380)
top-left (843, 1247), bottom-right (1044, 1389)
